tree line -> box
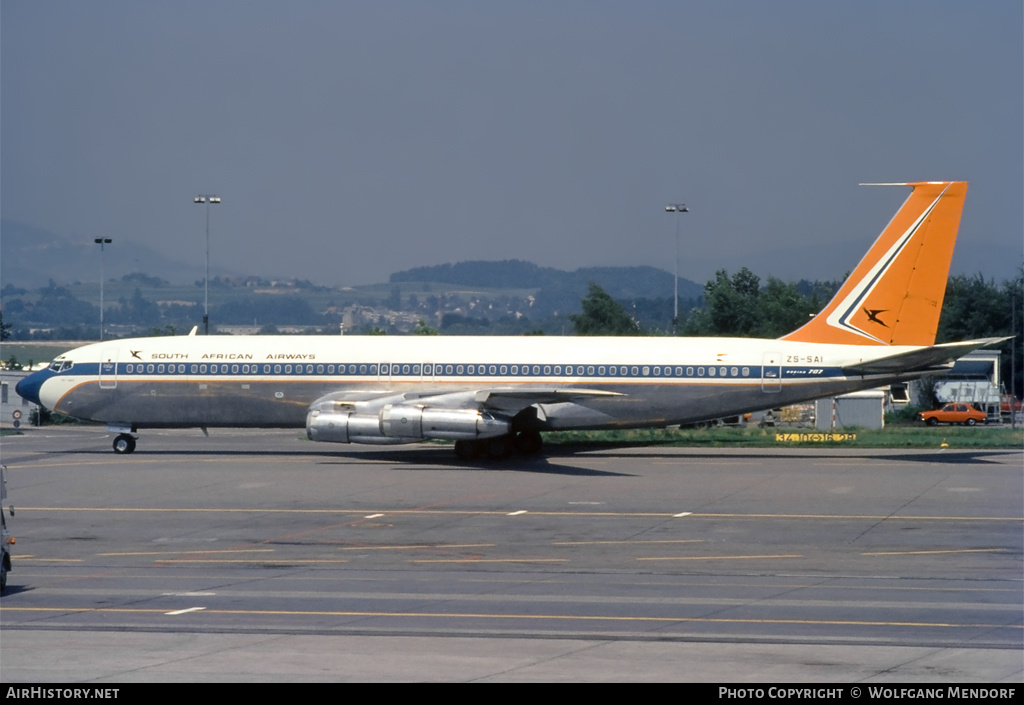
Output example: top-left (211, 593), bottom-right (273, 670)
top-left (570, 267), bottom-right (1023, 398)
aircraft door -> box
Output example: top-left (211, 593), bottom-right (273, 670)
top-left (761, 352), bottom-right (781, 393)
top-left (99, 348), bottom-right (119, 389)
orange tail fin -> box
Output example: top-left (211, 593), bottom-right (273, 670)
top-left (781, 181), bottom-right (967, 346)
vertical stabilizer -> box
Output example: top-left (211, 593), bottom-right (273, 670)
top-left (781, 181), bottom-right (967, 346)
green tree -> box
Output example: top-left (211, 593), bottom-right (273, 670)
top-left (937, 268), bottom-right (1024, 399)
top-left (0, 311), bottom-right (10, 341)
top-left (413, 319), bottom-right (439, 335)
top-left (571, 283), bottom-right (642, 335)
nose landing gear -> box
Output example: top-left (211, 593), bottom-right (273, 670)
top-left (113, 434), bottom-right (137, 454)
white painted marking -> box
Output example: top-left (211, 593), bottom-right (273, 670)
top-left (162, 592), bottom-right (216, 597)
top-left (364, 513), bottom-right (384, 519)
top-left (568, 502), bottom-right (605, 505)
top-left (507, 510), bottom-right (528, 516)
top-left (165, 607), bottom-right (206, 616)
top-left (673, 512), bottom-right (692, 517)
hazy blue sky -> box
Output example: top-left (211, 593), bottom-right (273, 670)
top-left (2, 1), bottom-right (1021, 287)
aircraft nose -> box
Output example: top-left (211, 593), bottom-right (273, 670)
top-left (15, 369), bottom-right (52, 406)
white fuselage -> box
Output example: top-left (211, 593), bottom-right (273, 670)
top-left (29, 334), bottom-right (916, 433)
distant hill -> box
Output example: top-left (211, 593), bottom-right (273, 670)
top-left (391, 259), bottom-right (703, 315)
top-left (1, 219), bottom-right (205, 289)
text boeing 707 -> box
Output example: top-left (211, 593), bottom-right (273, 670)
top-left (17, 181), bottom-right (1003, 458)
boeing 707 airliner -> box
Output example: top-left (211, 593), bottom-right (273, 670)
top-left (17, 181), bottom-right (1002, 458)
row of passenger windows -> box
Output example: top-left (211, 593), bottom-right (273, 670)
top-left (121, 362), bottom-right (754, 378)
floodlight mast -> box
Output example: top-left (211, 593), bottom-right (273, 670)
top-left (664, 203), bottom-right (689, 333)
top-left (194, 195), bottom-right (222, 334)
top-left (94, 238), bottom-right (112, 341)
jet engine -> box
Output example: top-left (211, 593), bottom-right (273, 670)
top-left (306, 402), bottom-right (510, 445)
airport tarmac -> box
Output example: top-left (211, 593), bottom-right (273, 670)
top-left (1, 426), bottom-right (1021, 682)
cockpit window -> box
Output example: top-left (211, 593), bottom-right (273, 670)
top-left (49, 360), bottom-right (74, 373)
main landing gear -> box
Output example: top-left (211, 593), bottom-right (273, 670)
top-left (112, 433), bottom-right (137, 454)
top-left (454, 430), bottom-right (543, 460)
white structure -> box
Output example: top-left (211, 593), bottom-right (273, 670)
top-left (815, 391), bottom-right (886, 431)
top-left (930, 350), bottom-right (1001, 421)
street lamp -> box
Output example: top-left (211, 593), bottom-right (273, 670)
top-left (94, 238), bottom-right (112, 341)
top-left (194, 195), bottom-right (221, 334)
top-left (664, 203), bottom-right (689, 333)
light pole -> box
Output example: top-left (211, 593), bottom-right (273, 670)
top-left (94, 238), bottom-right (112, 340)
top-left (664, 203), bottom-right (689, 333)
top-left (194, 195), bottom-right (221, 334)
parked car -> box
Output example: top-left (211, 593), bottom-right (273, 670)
top-left (919, 403), bottom-right (987, 426)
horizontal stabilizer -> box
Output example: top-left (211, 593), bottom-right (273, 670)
top-left (841, 338), bottom-right (1009, 376)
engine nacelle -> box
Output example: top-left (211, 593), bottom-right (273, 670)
top-left (306, 403), bottom-right (510, 445)
top-left (381, 404), bottom-right (509, 440)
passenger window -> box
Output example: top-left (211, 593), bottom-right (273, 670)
top-left (232, 365), bottom-right (239, 374)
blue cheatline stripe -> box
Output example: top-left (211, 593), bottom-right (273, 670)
top-left (62, 361), bottom-right (848, 382)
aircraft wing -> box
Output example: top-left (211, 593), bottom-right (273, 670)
top-left (310, 387), bottom-right (622, 416)
top-left (471, 388), bottom-right (623, 414)
top-left (841, 337), bottom-right (1008, 376)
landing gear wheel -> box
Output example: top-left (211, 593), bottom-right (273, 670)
top-left (485, 435), bottom-right (513, 458)
top-left (454, 440), bottom-right (482, 460)
top-left (515, 430), bottom-right (543, 455)
top-left (113, 434), bottom-right (137, 454)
